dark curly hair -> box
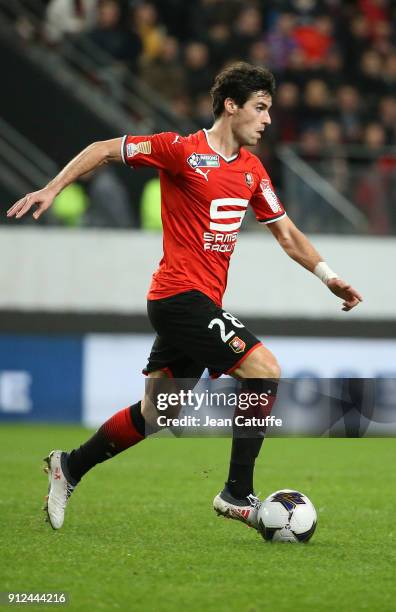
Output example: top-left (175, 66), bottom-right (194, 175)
top-left (210, 62), bottom-right (276, 119)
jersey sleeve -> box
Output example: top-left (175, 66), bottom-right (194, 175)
top-left (250, 164), bottom-right (287, 224)
top-left (121, 132), bottom-right (184, 175)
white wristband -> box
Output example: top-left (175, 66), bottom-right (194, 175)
top-left (314, 261), bottom-right (339, 285)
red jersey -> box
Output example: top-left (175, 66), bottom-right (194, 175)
top-left (122, 129), bottom-right (286, 306)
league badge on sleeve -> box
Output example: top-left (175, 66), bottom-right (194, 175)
top-left (126, 141), bottom-right (152, 158)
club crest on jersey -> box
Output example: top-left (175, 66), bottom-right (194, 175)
top-left (187, 153), bottom-right (220, 169)
top-left (260, 179), bottom-right (282, 213)
top-left (245, 172), bottom-right (254, 188)
top-left (126, 141), bottom-right (152, 158)
top-left (271, 492), bottom-right (306, 511)
top-left (229, 336), bottom-right (246, 354)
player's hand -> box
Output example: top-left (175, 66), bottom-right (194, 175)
top-left (327, 278), bottom-right (363, 312)
top-left (6, 187), bottom-right (57, 221)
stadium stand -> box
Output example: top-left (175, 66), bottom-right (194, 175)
top-left (0, 0), bottom-right (395, 232)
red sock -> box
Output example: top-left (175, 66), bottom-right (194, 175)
top-left (102, 407), bottom-right (144, 452)
top-left (67, 403), bottom-right (145, 482)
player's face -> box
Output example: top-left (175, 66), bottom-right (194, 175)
top-left (232, 91), bottom-right (272, 146)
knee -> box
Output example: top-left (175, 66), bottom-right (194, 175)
top-left (234, 346), bottom-right (281, 380)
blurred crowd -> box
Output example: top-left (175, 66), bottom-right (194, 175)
top-left (40, 0), bottom-right (396, 148)
top-left (14, 0), bottom-right (396, 232)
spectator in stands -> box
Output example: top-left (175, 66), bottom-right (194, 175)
top-left (343, 14), bottom-right (371, 78)
top-left (132, 1), bottom-right (164, 61)
top-left (322, 119), bottom-right (343, 148)
top-left (321, 49), bottom-right (345, 90)
top-left (379, 96), bottom-right (396, 144)
top-left (87, 0), bottom-right (142, 70)
top-left (232, 5), bottom-right (263, 58)
top-left (189, 0), bottom-right (242, 42)
top-left (359, 0), bottom-right (390, 31)
top-left (371, 19), bottom-right (394, 56)
top-left (206, 22), bottom-right (237, 71)
top-left (286, 0), bottom-right (323, 20)
top-left (171, 95), bottom-right (193, 121)
top-left (300, 79), bottom-right (332, 131)
top-left (44, 0), bottom-right (97, 44)
top-left (271, 81), bottom-right (300, 143)
top-left (292, 15), bottom-right (335, 67)
top-left (247, 41), bottom-right (270, 69)
top-left (289, 128), bottom-right (329, 232)
top-left (299, 128), bottom-right (322, 164)
top-left (140, 36), bottom-right (186, 102)
top-left (282, 47), bottom-right (310, 88)
top-left (184, 42), bottom-right (214, 99)
top-left (364, 122), bottom-right (387, 152)
top-left (356, 50), bottom-right (387, 108)
top-left (192, 93), bottom-right (213, 128)
top-left (336, 85), bottom-right (363, 143)
top-left (321, 119), bottom-right (349, 198)
top-left (355, 122), bottom-right (391, 234)
top-left (264, 12), bottom-right (297, 71)
top-left (150, 0), bottom-right (192, 42)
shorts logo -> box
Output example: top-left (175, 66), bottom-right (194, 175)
top-left (260, 179), bottom-right (282, 213)
top-left (245, 172), bottom-right (254, 188)
top-left (229, 336), bottom-right (246, 354)
top-left (126, 141), bottom-right (152, 158)
top-left (187, 153), bottom-right (220, 169)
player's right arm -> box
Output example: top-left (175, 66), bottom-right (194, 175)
top-left (6, 138), bottom-right (123, 220)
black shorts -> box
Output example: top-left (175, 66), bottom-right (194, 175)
top-left (144, 290), bottom-right (262, 379)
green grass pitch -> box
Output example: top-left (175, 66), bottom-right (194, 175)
top-left (1, 425), bottom-right (395, 611)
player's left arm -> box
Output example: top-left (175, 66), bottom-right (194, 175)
top-left (266, 216), bottom-right (363, 311)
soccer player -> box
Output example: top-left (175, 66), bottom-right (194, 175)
top-left (7, 63), bottom-right (362, 530)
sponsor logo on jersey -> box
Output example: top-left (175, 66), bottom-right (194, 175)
top-left (229, 336), bottom-right (246, 354)
top-left (245, 172), bottom-right (254, 188)
top-left (260, 179), bottom-right (282, 213)
top-left (203, 231), bottom-right (238, 252)
top-left (126, 141), bottom-right (152, 158)
top-left (187, 153), bottom-right (220, 169)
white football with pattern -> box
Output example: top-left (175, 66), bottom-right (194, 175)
top-left (258, 489), bottom-right (317, 543)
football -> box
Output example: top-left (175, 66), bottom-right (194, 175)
top-left (257, 489), bottom-right (317, 543)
